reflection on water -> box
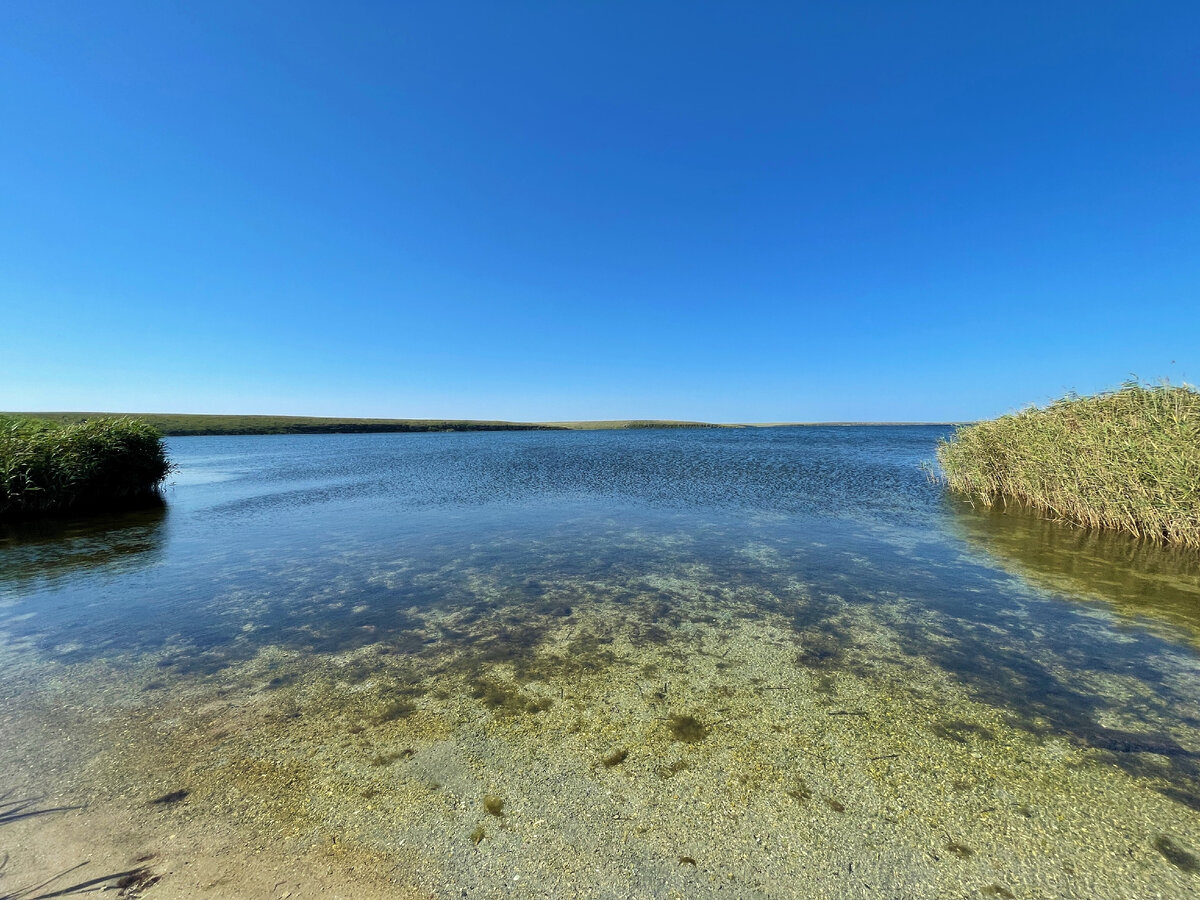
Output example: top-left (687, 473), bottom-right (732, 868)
top-left (0, 504), bottom-right (167, 591)
top-left (1, 428), bottom-right (1199, 897)
top-left (950, 498), bottom-right (1200, 642)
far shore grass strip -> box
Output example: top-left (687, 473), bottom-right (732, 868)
top-left (1, 416), bottom-right (172, 519)
top-left (6, 412), bottom-right (565, 436)
top-left (4, 413), bottom-right (738, 436)
top-left (1, 414), bottom-right (959, 436)
top-left (937, 381), bottom-right (1200, 549)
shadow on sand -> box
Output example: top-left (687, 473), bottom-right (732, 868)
top-left (0, 792), bottom-right (158, 900)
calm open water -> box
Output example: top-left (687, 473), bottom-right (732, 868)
top-left (2, 427), bottom-right (1199, 898)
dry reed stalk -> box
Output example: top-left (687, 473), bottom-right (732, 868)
top-left (936, 381), bottom-right (1200, 549)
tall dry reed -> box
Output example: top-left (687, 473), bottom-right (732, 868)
top-left (936, 381), bottom-right (1200, 548)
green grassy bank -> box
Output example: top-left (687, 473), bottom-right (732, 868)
top-left (937, 381), bottom-right (1200, 548)
top-left (0, 416), bottom-right (172, 519)
top-left (4, 413), bottom-right (730, 436)
top-left (9, 412), bottom-right (562, 436)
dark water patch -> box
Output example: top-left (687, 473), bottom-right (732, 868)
top-left (1161, 786), bottom-right (1200, 812)
top-left (149, 789), bottom-right (189, 805)
top-left (373, 699), bottom-right (417, 723)
top-left (668, 714), bottom-right (710, 743)
top-left (469, 678), bottom-right (539, 716)
top-left (1154, 835), bottom-right (1200, 873)
top-left (473, 622), bottom-right (555, 667)
top-left (812, 674), bottom-right (838, 695)
top-left (155, 648), bottom-right (236, 678)
top-left (0, 506), bottom-right (167, 591)
top-left (631, 623), bottom-right (673, 647)
top-left (1083, 728), bottom-right (1199, 759)
top-left (601, 748), bottom-right (629, 767)
top-left (802, 531), bottom-right (1200, 793)
top-left (887, 603), bottom-right (1200, 791)
top-left (265, 672), bottom-right (299, 689)
top-left (794, 630), bottom-right (846, 669)
top-left (332, 658), bottom-right (378, 684)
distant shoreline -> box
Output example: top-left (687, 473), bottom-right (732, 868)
top-left (3, 412), bottom-right (963, 437)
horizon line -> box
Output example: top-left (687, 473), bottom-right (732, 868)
top-left (4, 410), bottom-right (969, 428)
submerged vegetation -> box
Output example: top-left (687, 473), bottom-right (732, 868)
top-left (937, 381), bottom-right (1200, 548)
top-left (0, 416), bottom-right (172, 519)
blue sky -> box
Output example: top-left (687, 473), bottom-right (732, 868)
top-left (2, 2), bottom-right (1196, 422)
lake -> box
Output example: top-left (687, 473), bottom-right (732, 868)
top-left (2, 427), bottom-right (1199, 898)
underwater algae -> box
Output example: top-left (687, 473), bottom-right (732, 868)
top-left (1154, 834), bottom-right (1200, 873)
top-left (667, 713), bottom-right (710, 743)
top-left (601, 747), bottom-right (629, 767)
top-left (5, 563), bottom-right (1199, 899)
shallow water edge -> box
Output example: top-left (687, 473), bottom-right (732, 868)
top-left (2, 428), bottom-right (1198, 897)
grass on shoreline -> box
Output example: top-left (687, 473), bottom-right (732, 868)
top-left (5, 413), bottom-right (735, 436)
top-left (8, 412), bottom-right (561, 436)
top-left (937, 381), bottom-right (1200, 549)
top-left (1, 413), bottom-right (962, 436)
top-left (0, 416), bottom-right (172, 519)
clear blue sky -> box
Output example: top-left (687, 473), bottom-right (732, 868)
top-left (2, 2), bottom-right (1196, 422)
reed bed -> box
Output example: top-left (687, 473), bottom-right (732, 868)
top-left (936, 382), bottom-right (1200, 548)
top-left (0, 416), bottom-right (172, 519)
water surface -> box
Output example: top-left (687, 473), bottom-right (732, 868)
top-left (2, 428), bottom-right (1198, 898)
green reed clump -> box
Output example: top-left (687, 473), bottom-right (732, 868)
top-left (937, 381), bottom-right (1200, 548)
top-left (0, 416), bottom-right (172, 519)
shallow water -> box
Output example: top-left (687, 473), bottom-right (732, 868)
top-left (2, 427), bottom-right (1198, 898)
